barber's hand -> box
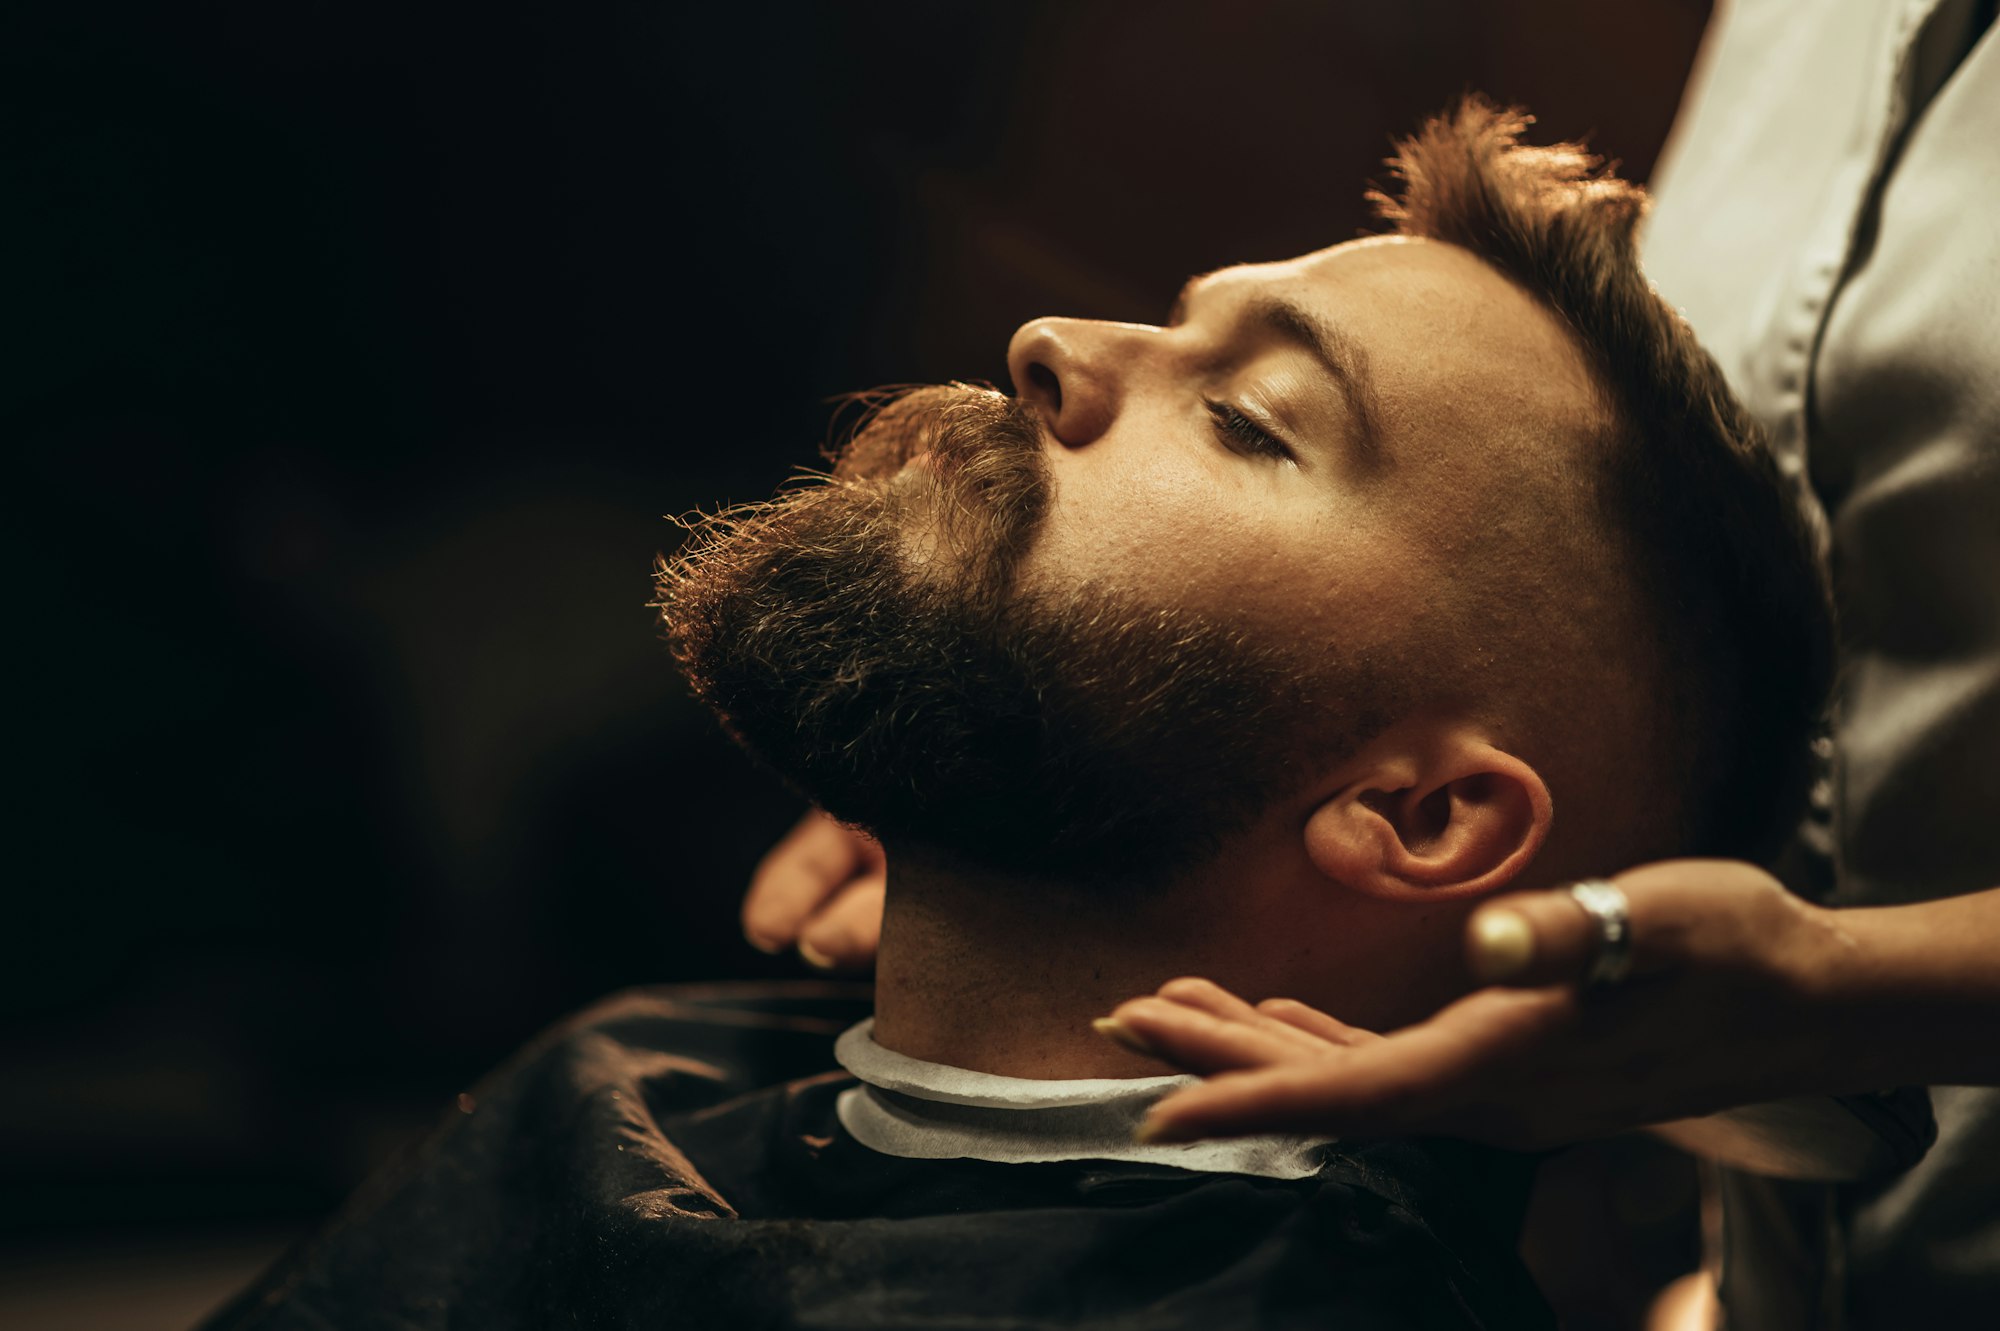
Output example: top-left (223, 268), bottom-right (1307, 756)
top-left (743, 809), bottom-right (886, 971)
top-left (1095, 977), bottom-right (1383, 1072)
top-left (1101, 860), bottom-right (1848, 1149)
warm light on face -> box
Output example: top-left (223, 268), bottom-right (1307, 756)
top-left (1009, 236), bottom-right (1599, 663)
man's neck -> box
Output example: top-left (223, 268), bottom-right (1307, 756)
top-left (867, 851), bottom-right (1381, 1079)
top-left (871, 890), bottom-right (1195, 1078)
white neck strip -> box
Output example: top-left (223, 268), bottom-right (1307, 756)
top-left (833, 1018), bottom-right (1333, 1181)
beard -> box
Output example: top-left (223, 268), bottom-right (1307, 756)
top-left (655, 385), bottom-right (1372, 884)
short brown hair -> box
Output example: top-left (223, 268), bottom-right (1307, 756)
top-left (1375, 98), bottom-right (1834, 860)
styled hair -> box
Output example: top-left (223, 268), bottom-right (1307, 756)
top-left (1374, 98), bottom-right (1835, 861)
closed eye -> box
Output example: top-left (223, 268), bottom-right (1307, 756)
top-left (1204, 399), bottom-right (1295, 463)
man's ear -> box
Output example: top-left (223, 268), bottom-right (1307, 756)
top-left (1301, 731), bottom-right (1552, 901)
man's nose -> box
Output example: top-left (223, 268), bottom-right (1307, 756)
top-left (1006, 316), bottom-right (1154, 448)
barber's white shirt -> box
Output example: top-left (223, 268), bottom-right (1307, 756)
top-left (1642, 1), bottom-right (2000, 1326)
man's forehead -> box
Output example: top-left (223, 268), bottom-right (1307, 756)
top-left (1195, 235), bottom-right (1509, 303)
top-left (1188, 236), bottom-right (1598, 449)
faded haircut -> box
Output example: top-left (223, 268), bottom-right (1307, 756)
top-left (1375, 97), bottom-right (1834, 860)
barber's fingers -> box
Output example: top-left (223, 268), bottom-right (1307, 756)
top-left (1150, 976), bottom-right (1267, 1022)
top-left (1463, 858), bottom-right (1792, 989)
top-left (1138, 988), bottom-right (1572, 1144)
top-left (1137, 1050), bottom-right (1435, 1143)
top-left (1099, 978), bottom-right (1363, 1070)
top-left (1135, 974), bottom-right (1412, 1037)
top-left (1098, 996), bottom-right (1325, 1074)
top-left (743, 809), bottom-right (885, 954)
top-left (1255, 997), bottom-right (1380, 1048)
top-left (795, 877), bottom-right (887, 972)
top-left (1152, 978), bottom-right (1355, 1056)
top-left (1462, 891), bottom-right (1614, 989)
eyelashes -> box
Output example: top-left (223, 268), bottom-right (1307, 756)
top-left (1203, 398), bottom-right (1294, 463)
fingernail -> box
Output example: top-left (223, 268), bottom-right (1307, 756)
top-left (798, 938), bottom-right (838, 971)
top-left (1091, 1016), bottom-right (1159, 1059)
top-left (1467, 908), bottom-right (1535, 982)
top-left (746, 932), bottom-right (786, 956)
top-left (1133, 1113), bottom-right (1193, 1145)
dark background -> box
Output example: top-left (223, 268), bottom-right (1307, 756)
top-left (5, 2), bottom-right (1710, 1324)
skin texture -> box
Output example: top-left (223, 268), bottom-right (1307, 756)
top-left (742, 236), bottom-right (1610, 977)
top-left (1109, 863), bottom-right (2000, 1148)
top-left (738, 239), bottom-right (2000, 1118)
top-left (756, 811), bottom-right (2000, 1146)
top-left (739, 235), bottom-right (1661, 1078)
top-left (1009, 236), bottom-right (1601, 662)
top-left (744, 810), bottom-right (885, 967)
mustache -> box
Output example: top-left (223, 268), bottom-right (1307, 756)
top-left (658, 384), bottom-right (1053, 651)
top-left (828, 383), bottom-right (1053, 598)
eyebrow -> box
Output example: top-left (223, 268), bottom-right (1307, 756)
top-left (1173, 276), bottom-right (1384, 458)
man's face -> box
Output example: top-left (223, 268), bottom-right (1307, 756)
top-left (660, 236), bottom-right (1601, 881)
top-left (1007, 235), bottom-right (1598, 662)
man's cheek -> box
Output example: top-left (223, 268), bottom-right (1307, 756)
top-left (1034, 460), bottom-right (1256, 597)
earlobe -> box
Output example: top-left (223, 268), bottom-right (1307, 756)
top-left (1302, 739), bottom-right (1552, 902)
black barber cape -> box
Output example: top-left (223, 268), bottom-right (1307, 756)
top-left (204, 983), bottom-right (1553, 1329)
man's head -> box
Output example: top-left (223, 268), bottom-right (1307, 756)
top-left (659, 99), bottom-right (1831, 918)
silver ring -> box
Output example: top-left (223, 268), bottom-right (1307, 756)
top-left (1568, 879), bottom-right (1633, 987)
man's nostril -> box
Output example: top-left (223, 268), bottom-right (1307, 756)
top-left (1027, 362), bottom-right (1062, 412)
